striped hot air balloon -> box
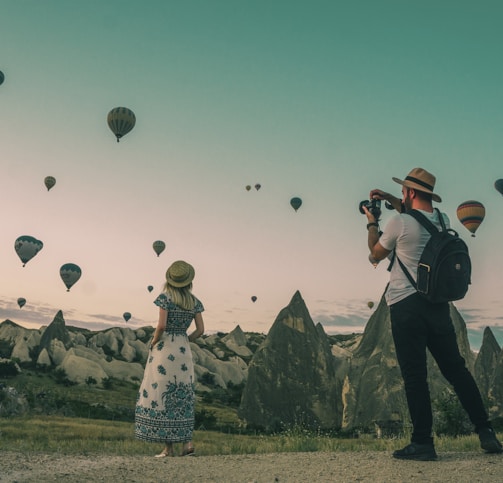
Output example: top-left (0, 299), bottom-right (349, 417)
top-left (457, 200), bottom-right (485, 237)
top-left (60, 263), bottom-right (82, 291)
top-left (107, 107), bottom-right (136, 142)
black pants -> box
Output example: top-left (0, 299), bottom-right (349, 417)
top-left (390, 293), bottom-right (489, 444)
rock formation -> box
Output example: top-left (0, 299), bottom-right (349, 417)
top-left (222, 325), bottom-right (253, 358)
top-left (341, 295), bottom-right (406, 434)
top-left (0, 311), bottom-right (250, 389)
top-left (1, 293), bottom-right (500, 430)
top-left (342, 294), bottom-right (479, 434)
top-left (238, 291), bottom-right (342, 430)
top-left (488, 350), bottom-right (503, 418)
top-left (474, 327), bottom-right (501, 401)
top-left (0, 320), bottom-right (40, 361)
top-left (39, 310), bottom-right (72, 351)
top-left (0, 384), bottom-right (29, 417)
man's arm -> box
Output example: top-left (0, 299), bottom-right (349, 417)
top-left (363, 203), bottom-right (392, 262)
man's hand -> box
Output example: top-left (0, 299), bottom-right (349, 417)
top-left (362, 205), bottom-right (377, 225)
top-left (369, 189), bottom-right (388, 201)
top-left (370, 189), bottom-right (403, 212)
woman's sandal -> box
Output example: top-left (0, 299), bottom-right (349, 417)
top-left (155, 448), bottom-right (174, 458)
top-left (181, 445), bottom-right (195, 456)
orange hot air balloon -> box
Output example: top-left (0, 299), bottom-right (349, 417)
top-left (495, 179), bottom-right (503, 196)
top-left (457, 200), bottom-right (485, 237)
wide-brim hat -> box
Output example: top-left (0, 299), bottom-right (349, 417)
top-left (392, 167), bottom-right (442, 203)
top-left (166, 260), bottom-right (195, 287)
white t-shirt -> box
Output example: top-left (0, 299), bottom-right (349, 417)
top-left (379, 209), bottom-right (450, 306)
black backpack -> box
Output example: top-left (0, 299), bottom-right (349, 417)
top-left (390, 208), bottom-right (471, 303)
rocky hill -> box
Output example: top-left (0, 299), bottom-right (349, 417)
top-left (1, 291), bottom-right (501, 434)
top-left (238, 291), bottom-right (342, 431)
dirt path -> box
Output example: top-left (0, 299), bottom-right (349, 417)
top-left (1, 450), bottom-right (502, 482)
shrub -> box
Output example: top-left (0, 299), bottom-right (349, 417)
top-left (86, 376), bottom-right (97, 386)
top-left (52, 368), bottom-right (75, 386)
top-left (0, 359), bottom-right (19, 378)
top-left (195, 408), bottom-right (217, 429)
top-left (200, 372), bottom-right (215, 386)
top-left (433, 389), bottom-right (472, 436)
top-left (102, 377), bottom-right (114, 390)
top-left (0, 341), bottom-right (13, 359)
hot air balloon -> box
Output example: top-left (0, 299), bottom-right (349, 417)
top-left (290, 197), bottom-right (302, 212)
top-left (152, 240), bottom-right (166, 257)
top-left (123, 312), bottom-right (131, 322)
top-left (245, 185), bottom-right (251, 191)
top-left (457, 201), bottom-right (485, 237)
top-left (251, 296), bottom-right (257, 303)
top-left (367, 301), bottom-right (374, 309)
top-left (147, 285), bottom-right (154, 293)
top-left (255, 183), bottom-right (261, 191)
top-left (495, 179), bottom-right (503, 196)
top-left (17, 297), bottom-right (26, 308)
top-left (14, 236), bottom-right (43, 266)
top-left (60, 263), bottom-right (82, 291)
top-left (44, 176), bottom-right (56, 191)
top-left (107, 107), bottom-right (136, 142)
top-left (0, 71), bottom-right (4, 85)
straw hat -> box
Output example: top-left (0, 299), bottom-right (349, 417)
top-left (165, 260), bottom-right (195, 287)
top-left (392, 167), bottom-right (442, 203)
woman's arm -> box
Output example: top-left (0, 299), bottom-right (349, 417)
top-left (188, 312), bottom-right (204, 342)
top-left (151, 308), bottom-right (167, 349)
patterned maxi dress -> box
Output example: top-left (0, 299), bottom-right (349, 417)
top-left (135, 293), bottom-right (204, 443)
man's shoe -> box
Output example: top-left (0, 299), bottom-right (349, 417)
top-left (393, 442), bottom-right (438, 461)
top-left (478, 427), bottom-right (503, 454)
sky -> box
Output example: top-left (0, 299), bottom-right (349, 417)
top-left (1, 0), bottom-right (503, 350)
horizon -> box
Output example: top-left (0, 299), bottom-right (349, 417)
top-left (2, 293), bottom-right (501, 353)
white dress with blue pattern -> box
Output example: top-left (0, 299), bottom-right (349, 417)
top-left (135, 293), bottom-right (204, 443)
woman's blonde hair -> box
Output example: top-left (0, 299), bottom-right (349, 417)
top-left (164, 282), bottom-right (196, 310)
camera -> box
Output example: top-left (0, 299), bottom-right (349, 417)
top-left (359, 198), bottom-right (382, 220)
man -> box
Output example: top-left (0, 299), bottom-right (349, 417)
top-left (363, 167), bottom-right (502, 461)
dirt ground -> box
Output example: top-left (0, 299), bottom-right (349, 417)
top-left (1, 450), bottom-right (502, 483)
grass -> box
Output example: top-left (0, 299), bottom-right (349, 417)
top-left (0, 415), bottom-right (493, 456)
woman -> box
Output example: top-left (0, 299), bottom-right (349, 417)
top-left (135, 260), bottom-right (205, 457)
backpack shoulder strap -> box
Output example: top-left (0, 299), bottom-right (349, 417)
top-left (406, 208), bottom-right (445, 235)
